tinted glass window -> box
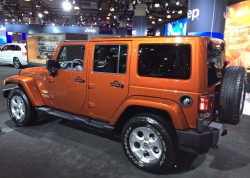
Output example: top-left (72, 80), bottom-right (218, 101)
top-left (15, 45), bottom-right (21, 51)
top-left (93, 45), bottom-right (127, 74)
top-left (9, 45), bottom-right (16, 51)
top-left (2, 45), bottom-right (10, 51)
top-left (138, 44), bottom-right (191, 79)
top-left (57, 45), bottom-right (85, 71)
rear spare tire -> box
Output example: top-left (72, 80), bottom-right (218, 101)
top-left (219, 66), bottom-right (246, 125)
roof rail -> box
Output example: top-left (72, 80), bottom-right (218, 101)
top-left (63, 40), bottom-right (88, 42)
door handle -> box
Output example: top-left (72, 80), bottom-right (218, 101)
top-left (109, 80), bottom-right (124, 88)
top-left (74, 77), bottom-right (85, 83)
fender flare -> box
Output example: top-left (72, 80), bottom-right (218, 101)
top-left (4, 75), bottom-right (44, 106)
top-left (110, 96), bottom-right (189, 130)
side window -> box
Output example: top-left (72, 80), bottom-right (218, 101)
top-left (57, 45), bottom-right (85, 71)
top-left (9, 45), bottom-right (16, 51)
top-left (2, 45), bottom-right (9, 51)
top-left (138, 44), bottom-right (191, 79)
top-left (15, 45), bottom-right (21, 51)
top-left (93, 45), bottom-right (127, 74)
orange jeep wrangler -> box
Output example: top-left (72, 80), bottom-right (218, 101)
top-left (2, 36), bottom-right (247, 173)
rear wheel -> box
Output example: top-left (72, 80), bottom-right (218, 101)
top-left (13, 57), bottom-right (22, 69)
top-left (219, 66), bottom-right (246, 125)
top-left (121, 113), bottom-right (177, 173)
top-left (7, 88), bottom-right (37, 126)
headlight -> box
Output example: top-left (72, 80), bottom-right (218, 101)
top-left (3, 80), bottom-right (6, 85)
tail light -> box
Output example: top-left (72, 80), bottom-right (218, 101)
top-left (22, 52), bottom-right (27, 55)
top-left (199, 95), bottom-right (211, 112)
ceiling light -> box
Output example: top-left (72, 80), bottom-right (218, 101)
top-left (110, 7), bottom-right (114, 11)
top-left (74, 6), bottom-right (80, 10)
top-left (152, 21), bottom-right (155, 24)
top-left (158, 18), bottom-right (162, 21)
top-left (24, 0), bottom-right (31, 1)
top-left (72, 0), bottom-right (76, 4)
top-left (62, 1), bottom-right (72, 11)
top-left (106, 16), bottom-right (110, 20)
top-left (172, 10), bottom-right (175, 13)
top-left (178, 10), bottom-right (182, 14)
top-left (44, 10), bottom-right (49, 14)
top-left (176, 1), bottom-right (180, 6)
top-left (154, 3), bottom-right (160, 8)
top-left (165, 2), bottom-right (168, 6)
top-left (29, 12), bottom-right (32, 15)
top-left (167, 15), bottom-right (171, 18)
top-left (38, 13), bottom-right (43, 18)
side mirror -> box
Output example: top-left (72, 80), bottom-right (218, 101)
top-left (46, 59), bottom-right (58, 76)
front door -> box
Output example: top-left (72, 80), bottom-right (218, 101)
top-left (48, 43), bottom-right (87, 112)
top-left (88, 42), bottom-right (130, 120)
top-left (0, 45), bottom-right (11, 63)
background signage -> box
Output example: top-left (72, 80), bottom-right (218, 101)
top-left (187, 0), bottom-right (228, 39)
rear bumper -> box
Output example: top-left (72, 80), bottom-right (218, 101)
top-left (19, 56), bottom-right (28, 66)
top-left (176, 122), bottom-right (223, 150)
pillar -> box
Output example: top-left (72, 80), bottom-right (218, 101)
top-left (133, 4), bottom-right (147, 36)
top-left (118, 20), bottom-right (127, 36)
top-left (0, 11), bottom-right (7, 44)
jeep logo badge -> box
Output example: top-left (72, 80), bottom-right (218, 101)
top-left (187, 9), bottom-right (200, 21)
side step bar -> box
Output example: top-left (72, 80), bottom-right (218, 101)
top-left (36, 107), bottom-right (114, 131)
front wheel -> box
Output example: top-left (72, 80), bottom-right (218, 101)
top-left (121, 113), bottom-right (177, 173)
top-left (7, 88), bottom-right (37, 126)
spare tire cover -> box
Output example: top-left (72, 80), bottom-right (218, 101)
top-left (219, 66), bottom-right (246, 125)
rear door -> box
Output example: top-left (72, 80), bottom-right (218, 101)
top-left (88, 41), bottom-right (131, 120)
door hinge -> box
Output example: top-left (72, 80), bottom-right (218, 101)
top-left (88, 102), bottom-right (95, 108)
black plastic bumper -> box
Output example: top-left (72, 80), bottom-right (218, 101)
top-left (247, 83), bottom-right (250, 93)
top-left (176, 122), bottom-right (223, 150)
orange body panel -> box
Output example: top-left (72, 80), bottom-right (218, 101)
top-left (5, 75), bottom-right (44, 106)
top-left (109, 96), bottom-right (189, 130)
top-left (4, 36), bottom-right (214, 130)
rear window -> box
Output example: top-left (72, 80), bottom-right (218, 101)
top-left (138, 44), bottom-right (191, 79)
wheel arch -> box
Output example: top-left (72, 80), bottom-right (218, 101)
top-left (111, 96), bottom-right (189, 132)
top-left (114, 106), bottom-right (174, 132)
top-left (4, 75), bottom-right (44, 106)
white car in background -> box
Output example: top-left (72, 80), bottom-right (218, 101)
top-left (0, 43), bottom-right (28, 69)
